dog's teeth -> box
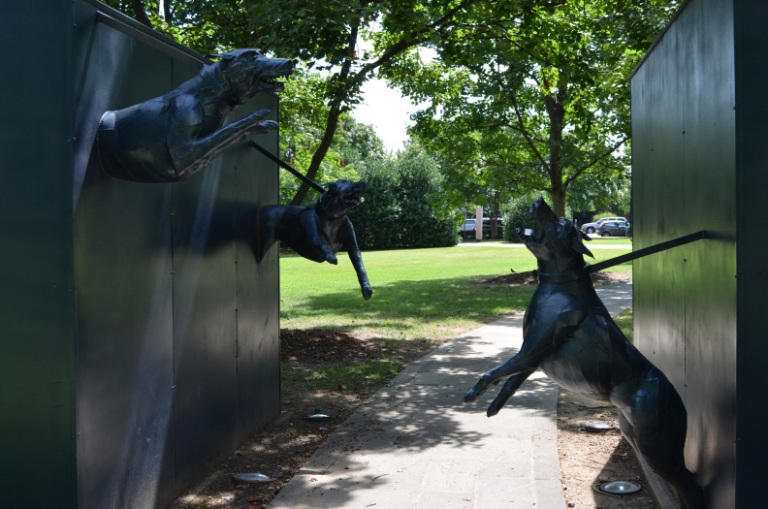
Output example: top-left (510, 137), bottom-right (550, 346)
top-left (524, 228), bottom-right (534, 236)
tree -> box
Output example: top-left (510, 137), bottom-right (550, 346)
top-left (277, 64), bottom-right (393, 204)
top-left (391, 0), bottom-right (680, 216)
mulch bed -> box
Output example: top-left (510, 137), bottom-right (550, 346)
top-left (279, 329), bottom-right (382, 365)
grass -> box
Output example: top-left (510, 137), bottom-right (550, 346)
top-left (613, 307), bottom-right (634, 343)
top-left (279, 241), bottom-right (634, 410)
top-left (283, 358), bottom-right (406, 398)
top-left (280, 242), bottom-right (632, 341)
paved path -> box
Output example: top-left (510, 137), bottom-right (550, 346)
top-left (456, 241), bottom-right (632, 250)
top-left (267, 281), bottom-right (633, 509)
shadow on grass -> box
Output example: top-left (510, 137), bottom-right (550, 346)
top-left (281, 274), bottom-right (537, 338)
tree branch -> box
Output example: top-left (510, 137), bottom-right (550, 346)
top-left (565, 135), bottom-right (630, 186)
top-left (508, 89), bottom-right (550, 172)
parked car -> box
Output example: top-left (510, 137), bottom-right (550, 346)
top-left (596, 220), bottom-right (632, 237)
top-left (581, 216), bottom-right (627, 234)
top-left (459, 217), bottom-right (504, 239)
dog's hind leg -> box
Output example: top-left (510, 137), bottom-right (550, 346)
top-left (617, 377), bottom-right (704, 509)
top-left (484, 369), bottom-right (536, 416)
top-left (464, 358), bottom-right (535, 403)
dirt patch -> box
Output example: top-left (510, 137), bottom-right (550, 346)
top-left (169, 330), bottom-right (434, 509)
top-left (280, 328), bottom-right (383, 364)
top-left (557, 392), bottom-right (658, 509)
top-left (482, 269), bottom-right (626, 287)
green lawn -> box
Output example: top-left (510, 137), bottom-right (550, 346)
top-left (280, 242), bottom-right (632, 341)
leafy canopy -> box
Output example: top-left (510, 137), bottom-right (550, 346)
top-left (388, 0), bottom-right (680, 215)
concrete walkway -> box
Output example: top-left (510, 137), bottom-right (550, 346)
top-left (456, 240), bottom-right (633, 250)
top-left (267, 281), bottom-right (633, 509)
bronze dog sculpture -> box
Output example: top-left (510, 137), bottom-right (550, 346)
top-left (256, 180), bottom-right (372, 300)
top-left (97, 49), bottom-right (294, 182)
top-left (464, 198), bottom-right (703, 509)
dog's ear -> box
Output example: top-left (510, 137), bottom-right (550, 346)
top-left (567, 224), bottom-right (593, 258)
top-left (572, 234), bottom-right (594, 258)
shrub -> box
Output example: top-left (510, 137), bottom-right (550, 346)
top-left (502, 194), bottom-right (540, 243)
top-left (348, 154), bottom-right (459, 250)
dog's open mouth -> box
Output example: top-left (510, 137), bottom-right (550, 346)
top-left (344, 184), bottom-right (366, 207)
top-left (516, 224), bottom-right (542, 246)
top-left (344, 192), bottom-right (364, 207)
top-left (515, 211), bottom-right (542, 245)
top-left (253, 59), bottom-right (295, 92)
top-left (516, 197), bottom-right (559, 246)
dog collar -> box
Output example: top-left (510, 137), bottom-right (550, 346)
top-left (315, 201), bottom-right (346, 220)
top-left (535, 269), bottom-right (588, 284)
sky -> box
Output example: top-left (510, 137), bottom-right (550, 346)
top-left (354, 77), bottom-right (418, 153)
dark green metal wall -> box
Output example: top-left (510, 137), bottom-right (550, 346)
top-left (733, 1), bottom-right (768, 508)
top-left (0, 2), bottom-right (78, 507)
top-left (633, 0), bottom-right (768, 506)
top-left (1, 2), bottom-right (281, 508)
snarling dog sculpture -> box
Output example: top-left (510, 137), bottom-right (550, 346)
top-left (97, 49), bottom-right (294, 182)
top-left (256, 180), bottom-right (372, 300)
top-left (464, 198), bottom-right (703, 509)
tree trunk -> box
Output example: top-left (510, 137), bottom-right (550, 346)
top-left (545, 87), bottom-right (568, 217)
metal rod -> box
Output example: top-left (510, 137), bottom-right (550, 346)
top-left (249, 141), bottom-right (326, 194)
top-left (586, 230), bottom-right (707, 273)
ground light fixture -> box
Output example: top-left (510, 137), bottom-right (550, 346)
top-left (599, 481), bottom-right (642, 495)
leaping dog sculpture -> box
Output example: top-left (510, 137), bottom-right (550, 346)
top-left (97, 49), bottom-right (294, 182)
top-left (255, 180), bottom-right (372, 300)
top-left (464, 198), bottom-right (703, 509)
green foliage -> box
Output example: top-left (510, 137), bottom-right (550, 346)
top-left (592, 209), bottom-right (620, 221)
top-left (278, 66), bottom-right (391, 205)
top-left (348, 148), bottom-right (460, 250)
top-left (392, 0), bottom-right (680, 216)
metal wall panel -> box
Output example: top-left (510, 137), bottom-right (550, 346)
top-left (0, 1), bottom-right (282, 508)
top-left (632, 0), bottom-right (737, 506)
top-left (73, 16), bottom-right (180, 509)
top-left (167, 57), bottom-right (281, 493)
top-left (71, 7), bottom-right (281, 507)
top-left (0, 2), bottom-right (78, 507)
top-left (733, 1), bottom-right (768, 506)
top-left (171, 154), bottom-right (241, 484)
top-left (232, 120), bottom-right (281, 439)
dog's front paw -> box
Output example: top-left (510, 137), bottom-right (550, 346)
top-left (244, 108), bottom-right (271, 123)
top-left (251, 119), bottom-right (278, 133)
top-left (361, 285), bottom-right (373, 300)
